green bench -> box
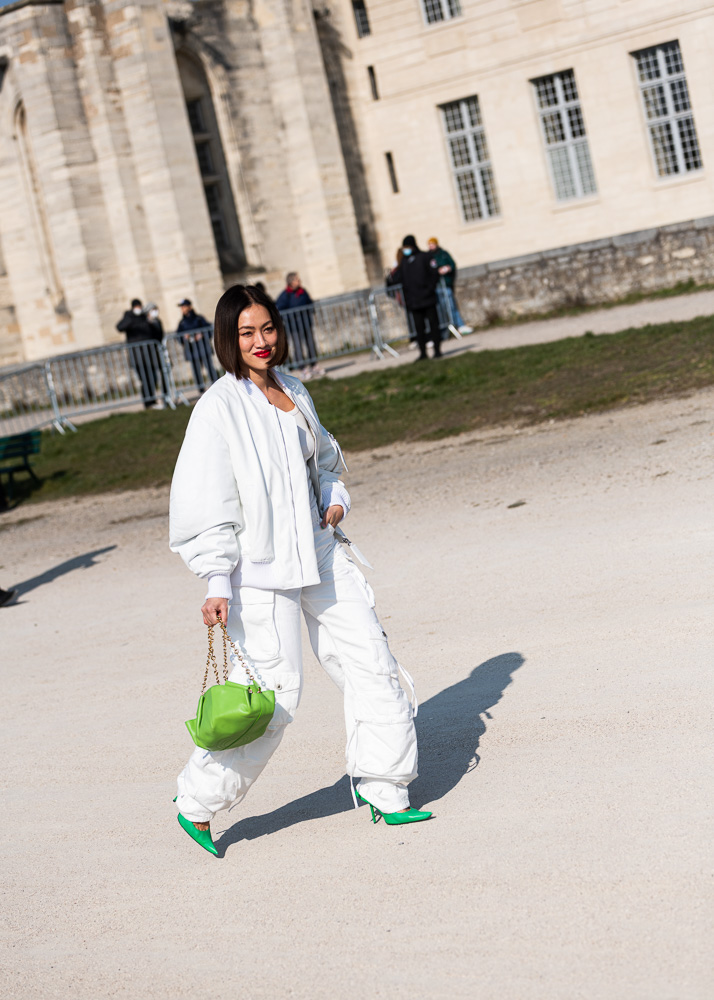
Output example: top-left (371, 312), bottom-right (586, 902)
top-left (0, 430), bottom-right (42, 504)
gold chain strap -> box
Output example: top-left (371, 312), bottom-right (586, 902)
top-left (200, 614), bottom-right (263, 695)
top-left (201, 622), bottom-right (222, 694)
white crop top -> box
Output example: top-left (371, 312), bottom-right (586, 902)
top-left (287, 405), bottom-right (315, 462)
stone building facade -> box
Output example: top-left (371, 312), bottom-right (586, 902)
top-left (0, 0), bottom-right (368, 363)
top-left (324, 0), bottom-right (714, 280)
top-left (0, 0), bottom-right (713, 365)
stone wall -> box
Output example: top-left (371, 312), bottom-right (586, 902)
top-left (455, 217), bottom-right (714, 326)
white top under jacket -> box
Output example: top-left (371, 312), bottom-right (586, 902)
top-left (169, 372), bottom-right (351, 596)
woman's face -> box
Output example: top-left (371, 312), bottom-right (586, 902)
top-left (237, 303), bottom-right (279, 376)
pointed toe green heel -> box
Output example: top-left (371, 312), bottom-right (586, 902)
top-left (356, 791), bottom-right (432, 826)
top-left (174, 797), bottom-right (218, 856)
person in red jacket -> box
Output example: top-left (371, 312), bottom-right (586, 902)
top-left (275, 273), bottom-right (325, 380)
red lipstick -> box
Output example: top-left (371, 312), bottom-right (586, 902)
top-left (254, 349), bottom-right (271, 358)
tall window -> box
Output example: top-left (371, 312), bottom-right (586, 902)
top-left (532, 70), bottom-right (596, 201)
top-left (352, 0), bottom-right (371, 38)
top-left (440, 96), bottom-right (499, 222)
top-left (177, 51), bottom-right (245, 276)
top-left (422, 0), bottom-right (461, 25)
top-left (385, 152), bottom-right (399, 193)
top-left (632, 40), bottom-right (702, 177)
top-left (185, 98), bottom-right (227, 249)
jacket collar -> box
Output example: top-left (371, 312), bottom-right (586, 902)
top-left (228, 372), bottom-right (317, 434)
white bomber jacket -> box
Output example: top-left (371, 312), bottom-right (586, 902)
top-left (169, 372), bottom-right (350, 596)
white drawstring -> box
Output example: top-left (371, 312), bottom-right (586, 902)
top-left (396, 661), bottom-right (418, 717)
top-left (345, 720), bottom-right (361, 809)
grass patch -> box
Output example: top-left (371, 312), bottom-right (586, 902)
top-left (309, 316), bottom-right (714, 450)
top-left (9, 407), bottom-right (192, 505)
top-left (7, 315), bottom-right (714, 505)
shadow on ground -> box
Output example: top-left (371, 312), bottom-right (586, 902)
top-left (8, 546), bottom-right (116, 599)
top-left (215, 651), bottom-right (525, 854)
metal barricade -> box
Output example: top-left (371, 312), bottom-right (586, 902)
top-left (278, 292), bottom-right (381, 368)
top-left (368, 281), bottom-right (460, 354)
top-left (0, 362), bottom-right (59, 438)
top-left (164, 328), bottom-right (222, 399)
top-left (436, 279), bottom-right (463, 339)
top-left (45, 340), bottom-right (179, 430)
top-left (0, 282), bottom-right (463, 440)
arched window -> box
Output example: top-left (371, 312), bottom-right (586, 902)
top-left (176, 52), bottom-right (245, 277)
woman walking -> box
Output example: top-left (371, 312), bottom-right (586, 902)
top-left (169, 285), bottom-right (429, 854)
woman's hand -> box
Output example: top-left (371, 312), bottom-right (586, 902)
top-left (321, 504), bottom-right (344, 530)
top-left (202, 597), bottom-right (228, 626)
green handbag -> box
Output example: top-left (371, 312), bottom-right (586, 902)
top-left (185, 616), bottom-right (276, 752)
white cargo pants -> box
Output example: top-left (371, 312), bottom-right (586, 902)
top-left (176, 525), bottom-right (419, 824)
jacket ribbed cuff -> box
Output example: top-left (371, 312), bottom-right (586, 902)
top-left (321, 483), bottom-right (351, 518)
top-left (205, 573), bottom-right (233, 600)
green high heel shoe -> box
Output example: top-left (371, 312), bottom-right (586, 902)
top-left (356, 791), bottom-right (432, 826)
top-left (174, 797), bottom-right (218, 856)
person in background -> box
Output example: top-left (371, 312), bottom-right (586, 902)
top-left (143, 303), bottom-right (168, 408)
top-left (177, 298), bottom-right (218, 394)
top-left (275, 272), bottom-right (325, 380)
top-left (0, 586), bottom-right (16, 607)
top-left (116, 298), bottom-right (160, 408)
top-left (387, 235), bottom-right (442, 361)
top-left (427, 237), bottom-right (473, 335)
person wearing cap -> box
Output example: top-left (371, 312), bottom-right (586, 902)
top-left (427, 237), bottom-right (473, 335)
top-left (116, 298), bottom-right (160, 408)
top-left (177, 298), bottom-right (218, 394)
top-left (387, 236), bottom-right (442, 360)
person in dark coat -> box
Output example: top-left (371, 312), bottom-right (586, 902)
top-left (177, 298), bottom-right (218, 394)
top-left (387, 235), bottom-right (442, 360)
top-left (116, 298), bottom-right (160, 407)
top-left (143, 303), bottom-right (169, 404)
top-left (275, 273), bottom-right (324, 379)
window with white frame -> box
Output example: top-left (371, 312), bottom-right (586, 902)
top-left (440, 96), bottom-right (499, 222)
top-left (632, 40), bottom-right (702, 177)
top-left (532, 70), bottom-right (596, 201)
top-left (422, 0), bottom-right (461, 26)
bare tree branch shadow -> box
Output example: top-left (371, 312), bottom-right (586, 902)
top-left (215, 651), bottom-right (525, 855)
top-left (9, 546), bottom-right (117, 600)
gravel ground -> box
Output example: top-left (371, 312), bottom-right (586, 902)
top-left (1, 388), bottom-right (712, 1000)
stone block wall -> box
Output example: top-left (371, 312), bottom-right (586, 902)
top-left (454, 217), bottom-right (714, 326)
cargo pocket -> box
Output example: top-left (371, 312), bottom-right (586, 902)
top-left (227, 588), bottom-right (280, 666)
top-left (367, 621), bottom-right (399, 678)
top-left (265, 670), bottom-right (303, 730)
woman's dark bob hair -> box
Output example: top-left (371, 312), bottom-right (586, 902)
top-left (213, 284), bottom-right (289, 375)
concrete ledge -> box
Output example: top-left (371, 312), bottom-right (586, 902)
top-left (612, 228), bottom-right (659, 247)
